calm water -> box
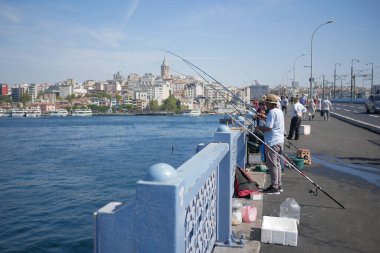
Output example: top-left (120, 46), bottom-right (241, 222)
top-left (0, 115), bottom-right (220, 253)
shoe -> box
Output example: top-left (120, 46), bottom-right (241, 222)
top-left (278, 185), bottom-right (284, 192)
top-left (260, 185), bottom-right (272, 192)
top-left (263, 186), bottom-right (280, 195)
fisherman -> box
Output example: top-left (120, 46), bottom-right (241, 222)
top-left (256, 94), bottom-right (285, 194)
top-left (287, 96), bottom-right (307, 140)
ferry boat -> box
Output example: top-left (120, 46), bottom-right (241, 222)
top-left (72, 109), bottom-right (93, 116)
top-left (26, 108), bottom-right (42, 117)
top-left (11, 108), bottom-right (28, 117)
top-left (49, 109), bottom-right (69, 117)
top-left (181, 108), bottom-right (201, 116)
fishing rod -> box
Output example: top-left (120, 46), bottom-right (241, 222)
top-left (163, 49), bottom-right (301, 151)
top-left (163, 49), bottom-right (256, 111)
top-left (171, 50), bottom-right (300, 152)
top-left (165, 50), bottom-right (345, 209)
top-left (227, 113), bottom-right (345, 209)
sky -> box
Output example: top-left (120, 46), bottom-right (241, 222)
top-left (0, 0), bottom-right (379, 88)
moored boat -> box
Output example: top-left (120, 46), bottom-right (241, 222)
top-left (26, 108), bottom-right (42, 117)
top-left (11, 108), bottom-right (28, 117)
top-left (72, 109), bottom-right (93, 116)
top-left (182, 108), bottom-right (201, 116)
top-left (49, 109), bottom-right (69, 117)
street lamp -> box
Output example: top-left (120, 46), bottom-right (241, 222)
top-left (351, 58), bottom-right (359, 100)
top-left (293, 53), bottom-right (306, 88)
top-left (309, 19), bottom-right (334, 99)
top-left (333, 63), bottom-right (341, 99)
top-left (366, 62), bottom-right (373, 94)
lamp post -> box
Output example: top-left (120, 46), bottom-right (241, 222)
top-left (322, 75), bottom-right (326, 99)
top-left (286, 69), bottom-right (292, 87)
top-left (351, 58), bottom-right (359, 101)
top-left (293, 53), bottom-right (306, 87)
top-left (366, 62), bottom-right (373, 94)
top-left (309, 19), bottom-right (334, 99)
top-left (333, 63), bottom-right (341, 99)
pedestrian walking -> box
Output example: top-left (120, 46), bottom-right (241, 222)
top-left (256, 94), bottom-right (285, 195)
top-left (322, 96), bottom-right (333, 121)
top-left (280, 96), bottom-right (289, 114)
top-left (300, 94), bottom-right (307, 106)
top-left (287, 96), bottom-right (307, 140)
top-left (308, 99), bottom-right (316, 120)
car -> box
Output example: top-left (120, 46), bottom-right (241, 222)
top-left (365, 94), bottom-right (380, 113)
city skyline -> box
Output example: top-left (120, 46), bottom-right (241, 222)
top-left (0, 0), bottom-right (379, 88)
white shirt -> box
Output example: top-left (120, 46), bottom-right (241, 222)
top-left (290, 102), bottom-right (307, 118)
top-left (264, 107), bottom-right (285, 146)
top-left (322, 99), bottom-right (333, 110)
top-left (280, 98), bottom-right (288, 107)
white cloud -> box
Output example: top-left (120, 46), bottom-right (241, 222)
top-left (0, 4), bottom-right (22, 23)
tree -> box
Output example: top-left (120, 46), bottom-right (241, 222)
top-left (161, 95), bottom-right (177, 112)
top-left (0, 95), bottom-right (11, 104)
top-left (20, 93), bottom-right (32, 105)
top-left (115, 93), bottom-right (123, 103)
top-left (149, 100), bottom-right (160, 111)
top-left (66, 94), bottom-right (76, 103)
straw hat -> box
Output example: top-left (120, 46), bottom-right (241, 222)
top-left (265, 94), bottom-right (279, 104)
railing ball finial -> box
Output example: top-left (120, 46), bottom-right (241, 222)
top-left (144, 163), bottom-right (178, 182)
top-left (217, 125), bottom-right (231, 132)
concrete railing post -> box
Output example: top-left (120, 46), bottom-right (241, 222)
top-left (214, 125), bottom-right (234, 244)
top-left (236, 116), bottom-right (247, 169)
top-left (135, 163), bottom-right (185, 253)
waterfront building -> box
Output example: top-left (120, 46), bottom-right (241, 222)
top-left (59, 84), bottom-right (74, 98)
top-left (249, 84), bottom-right (269, 100)
top-left (135, 99), bottom-right (147, 110)
top-left (105, 81), bottom-right (121, 94)
top-left (153, 81), bottom-right (171, 105)
top-left (36, 102), bottom-right (56, 112)
top-left (134, 90), bottom-right (148, 101)
top-left (127, 73), bottom-right (140, 82)
top-left (184, 82), bottom-right (204, 99)
top-left (113, 71), bottom-right (124, 82)
top-left (179, 98), bottom-right (194, 110)
top-left (140, 73), bottom-right (155, 86)
top-left (0, 83), bottom-right (9, 95)
top-left (11, 86), bottom-right (27, 102)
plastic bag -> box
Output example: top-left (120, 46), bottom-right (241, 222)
top-left (242, 206), bottom-right (257, 223)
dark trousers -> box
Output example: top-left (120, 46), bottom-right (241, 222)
top-left (288, 116), bottom-right (301, 140)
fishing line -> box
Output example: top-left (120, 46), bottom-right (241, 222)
top-left (228, 113), bottom-right (345, 209)
top-left (163, 49), bottom-right (300, 151)
top-left (164, 49), bottom-right (344, 209)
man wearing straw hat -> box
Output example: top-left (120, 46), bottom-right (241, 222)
top-left (256, 94), bottom-right (285, 194)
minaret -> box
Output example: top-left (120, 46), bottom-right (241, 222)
top-left (161, 58), bottom-right (170, 79)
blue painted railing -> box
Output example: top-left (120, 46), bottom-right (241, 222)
top-left (94, 117), bottom-right (247, 253)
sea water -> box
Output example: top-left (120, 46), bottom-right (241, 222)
top-left (0, 115), bottom-right (220, 253)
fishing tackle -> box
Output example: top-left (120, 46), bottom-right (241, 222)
top-left (164, 49), bottom-right (345, 209)
top-left (163, 49), bottom-right (300, 151)
top-left (229, 114), bottom-right (345, 209)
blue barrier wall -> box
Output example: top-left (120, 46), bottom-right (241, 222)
top-left (94, 123), bottom-right (247, 253)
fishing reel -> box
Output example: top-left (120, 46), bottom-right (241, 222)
top-left (309, 187), bottom-right (319, 196)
